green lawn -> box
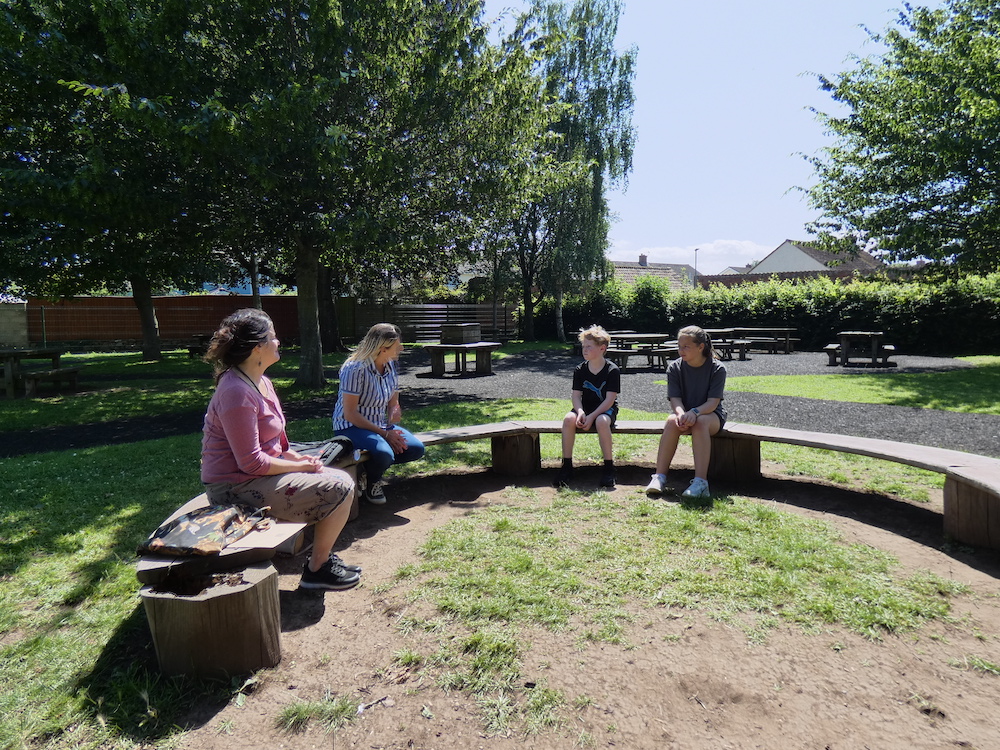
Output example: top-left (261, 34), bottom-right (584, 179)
top-left (726, 355), bottom-right (1000, 414)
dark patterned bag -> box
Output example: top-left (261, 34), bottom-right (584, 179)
top-left (287, 435), bottom-right (356, 466)
top-left (137, 504), bottom-right (271, 556)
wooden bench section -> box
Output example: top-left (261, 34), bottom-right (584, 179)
top-left (413, 420), bottom-right (1000, 551)
top-left (423, 342), bottom-right (503, 377)
top-left (23, 366), bottom-right (83, 397)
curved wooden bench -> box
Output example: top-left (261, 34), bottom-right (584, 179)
top-left (413, 420), bottom-right (1000, 551)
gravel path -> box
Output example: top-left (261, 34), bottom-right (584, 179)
top-left (395, 349), bottom-right (1000, 458)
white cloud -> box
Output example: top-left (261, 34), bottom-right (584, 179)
top-left (607, 238), bottom-right (775, 276)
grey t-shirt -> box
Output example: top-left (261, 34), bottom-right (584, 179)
top-left (666, 358), bottom-right (727, 425)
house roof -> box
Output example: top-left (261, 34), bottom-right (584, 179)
top-left (612, 261), bottom-right (694, 291)
top-left (774, 240), bottom-right (885, 273)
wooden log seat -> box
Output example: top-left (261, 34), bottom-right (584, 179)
top-left (140, 561), bottom-right (281, 677)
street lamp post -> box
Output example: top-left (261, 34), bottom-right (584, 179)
top-left (693, 247), bottom-right (699, 288)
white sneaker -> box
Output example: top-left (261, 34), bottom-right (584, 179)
top-left (645, 473), bottom-right (666, 497)
top-left (681, 477), bottom-right (710, 499)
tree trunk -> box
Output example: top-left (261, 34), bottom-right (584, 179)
top-left (130, 274), bottom-right (162, 361)
top-left (554, 287), bottom-right (566, 343)
top-left (293, 236), bottom-right (325, 388)
top-left (250, 254), bottom-right (262, 309)
top-left (317, 264), bottom-right (344, 353)
top-left (521, 282), bottom-right (535, 341)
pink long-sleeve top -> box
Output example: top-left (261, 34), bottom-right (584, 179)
top-left (201, 369), bottom-right (289, 484)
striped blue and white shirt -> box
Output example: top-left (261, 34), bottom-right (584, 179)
top-left (332, 358), bottom-right (397, 431)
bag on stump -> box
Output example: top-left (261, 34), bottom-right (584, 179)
top-left (138, 505), bottom-right (270, 556)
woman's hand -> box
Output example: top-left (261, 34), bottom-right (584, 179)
top-left (384, 427), bottom-right (407, 455)
top-left (288, 454), bottom-right (323, 473)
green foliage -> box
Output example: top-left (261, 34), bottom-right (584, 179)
top-left (806, 0), bottom-right (1000, 272)
top-left (539, 273), bottom-right (1000, 354)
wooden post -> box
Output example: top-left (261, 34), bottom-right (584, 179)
top-left (140, 562), bottom-right (281, 678)
top-left (708, 434), bottom-right (762, 482)
top-left (943, 477), bottom-right (999, 550)
top-left (491, 434), bottom-right (540, 476)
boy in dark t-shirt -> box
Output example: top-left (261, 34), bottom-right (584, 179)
top-left (555, 325), bottom-right (621, 489)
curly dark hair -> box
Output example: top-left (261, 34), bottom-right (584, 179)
top-left (204, 308), bottom-right (274, 381)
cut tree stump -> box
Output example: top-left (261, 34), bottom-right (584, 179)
top-left (140, 561), bottom-right (281, 677)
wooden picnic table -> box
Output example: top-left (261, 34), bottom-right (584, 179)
top-left (1, 347), bottom-right (63, 398)
top-left (836, 331), bottom-right (897, 368)
top-left (609, 332), bottom-right (674, 349)
top-left (732, 327), bottom-right (798, 354)
top-left (424, 342), bottom-right (503, 377)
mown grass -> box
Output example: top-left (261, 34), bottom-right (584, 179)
top-left (726, 355), bottom-right (1000, 415)
top-left (0, 347), bottom-right (995, 747)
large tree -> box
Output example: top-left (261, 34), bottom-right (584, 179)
top-left (2, 0), bottom-right (552, 376)
top-left (510, 0), bottom-right (636, 341)
top-left (0, 0), bottom-right (226, 359)
top-left (807, 0), bottom-right (1000, 273)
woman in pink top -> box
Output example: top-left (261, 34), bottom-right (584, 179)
top-left (201, 308), bottom-right (359, 591)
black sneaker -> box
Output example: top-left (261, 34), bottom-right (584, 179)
top-left (331, 553), bottom-right (362, 573)
top-left (553, 465), bottom-right (574, 488)
top-left (365, 480), bottom-right (387, 505)
top-left (300, 558), bottom-right (361, 590)
top-left (599, 467), bottom-right (616, 488)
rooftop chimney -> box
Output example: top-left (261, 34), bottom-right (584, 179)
top-left (638, 253), bottom-right (648, 267)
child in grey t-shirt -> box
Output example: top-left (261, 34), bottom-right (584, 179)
top-left (646, 325), bottom-right (726, 499)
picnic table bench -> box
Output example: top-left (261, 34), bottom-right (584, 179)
top-left (1, 347), bottom-right (83, 398)
top-left (604, 345), bottom-right (678, 371)
top-left (423, 341), bottom-right (502, 377)
top-left (825, 331), bottom-right (897, 368)
top-left (732, 327), bottom-right (798, 354)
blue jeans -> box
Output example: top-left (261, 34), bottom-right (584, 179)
top-left (334, 425), bottom-right (425, 484)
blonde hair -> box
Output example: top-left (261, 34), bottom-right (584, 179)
top-left (678, 325), bottom-right (716, 359)
top-left (578, 325), bottom-right (610, 348)
top-left (346, 323), bottom-right (401, 364)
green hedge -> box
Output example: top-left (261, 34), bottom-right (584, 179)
top-left (535, 273), bottom-right (1000, 356)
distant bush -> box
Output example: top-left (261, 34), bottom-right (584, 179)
top-left (535, 273), bottom-right (1000, 356)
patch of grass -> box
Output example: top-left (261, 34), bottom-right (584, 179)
top-left (725, 356), bottom-right (1000, 415)
top-left (274, 692), bottom-right (358, 734)
top-left (380, 486), bottom-right (969, 734)
top-left (761, 443), bottom-right (944, 503)
top-left (949, 655), bottom-right (1000, 676)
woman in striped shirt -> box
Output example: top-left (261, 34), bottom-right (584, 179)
top-left (333, 323), bottom-right (425, 505)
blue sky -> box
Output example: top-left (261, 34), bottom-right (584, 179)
top-left (484, 0), bottom-right (941, 274)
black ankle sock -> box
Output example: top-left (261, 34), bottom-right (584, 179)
top-left (603, 459), bottom-right (614, 468)
top-left (561, 458), bottom-right (573, 468)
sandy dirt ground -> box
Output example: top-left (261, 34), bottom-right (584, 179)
top-left (171, 449), bottom-right (1000, 750)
